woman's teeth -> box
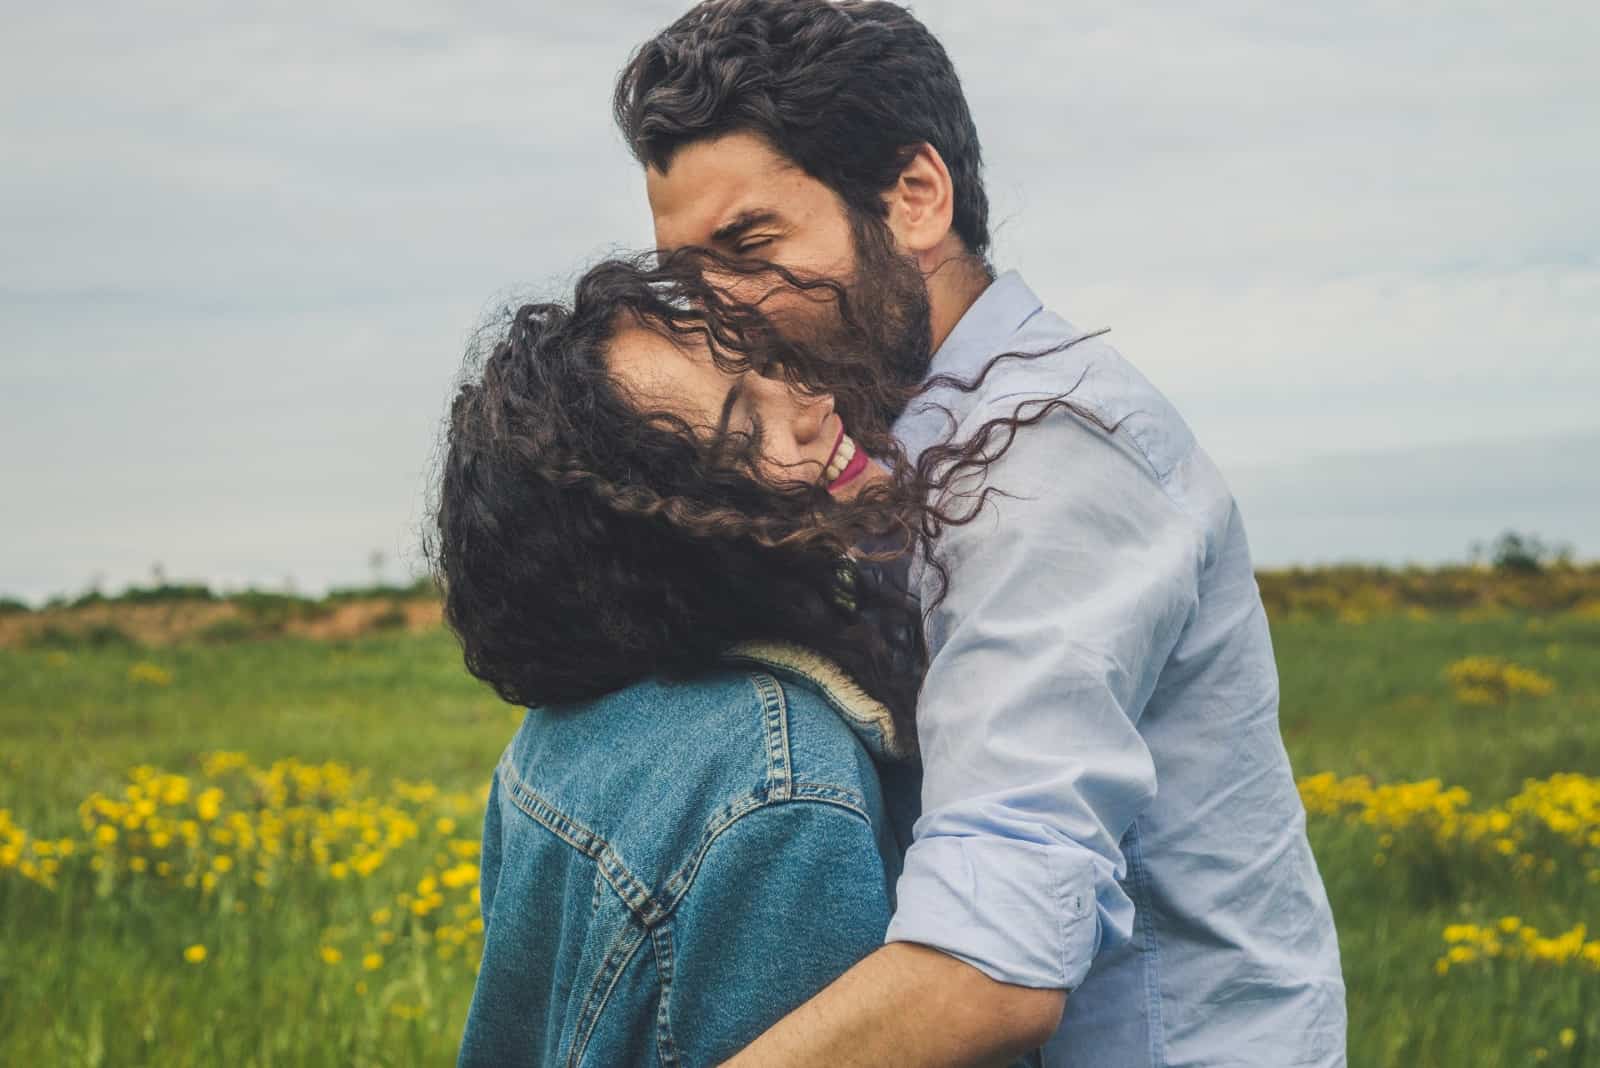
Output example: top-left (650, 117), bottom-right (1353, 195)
top-left (823, 434), bottom-right (856, 484)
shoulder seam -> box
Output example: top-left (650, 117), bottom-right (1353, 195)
top-left (494, 749), bottom-right (672, 926)
top-left (964, 387), bottom-right (1206, 522)
top-left (660, 791), bottom-right (874, 925)
top-left (494, 675), bottom-right (871, 929)
top-left (659, 786), bottom-right (871, 912)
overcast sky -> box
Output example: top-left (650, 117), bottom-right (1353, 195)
top-left (3, 1), bottom-right (1596, 604)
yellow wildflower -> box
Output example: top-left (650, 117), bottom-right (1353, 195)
top-left (128, 662), bottom-right (174, 687)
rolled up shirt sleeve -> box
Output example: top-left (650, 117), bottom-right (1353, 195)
top-left (885, 399), bottom-right (1203, 990)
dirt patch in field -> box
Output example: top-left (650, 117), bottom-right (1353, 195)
top-left (0, 597), bottom-right (444, 649)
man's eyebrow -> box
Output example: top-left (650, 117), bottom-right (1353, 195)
top-left (710, 210), bottom-right (781, 245)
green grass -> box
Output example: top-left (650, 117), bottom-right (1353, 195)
top-left (0, 632), bottom-right (514, 1068)
top-left (2, 614), bottom-right (1598, 1066)
top-left (1277, 612), bottom-right (1600, 1067)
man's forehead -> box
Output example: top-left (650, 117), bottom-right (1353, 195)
top-left (645, 134), bottom-right (805, 245)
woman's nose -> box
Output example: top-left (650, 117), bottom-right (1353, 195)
top-left (790, 389), bottom-right (835, 446)
top-left (747, 373), bottom-right (834, 446)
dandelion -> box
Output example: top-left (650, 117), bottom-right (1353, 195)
top-left (128, 662), bottom-right (174, 687)
top-left (1560, 1029), bottom-right (1576, 1050)
top-left (362, 952), bottom-right (383, 971)
top-left (319, 945), bottom-right (343, 965)
top-left (440, 862), bottom-right (478, 890)
top-left (184, 944), bottom-right (207, 964)
top-left (197, 791), bottom-right (226, 824)
top-left (1444, 656), bottom-right (1555, 704)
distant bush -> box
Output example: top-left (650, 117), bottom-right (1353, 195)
top-left (118, 583), bottom-right (218, 605)
top-left (324, 577), bottom-right (436, 603)
top-left (68, 584), bottom-right (216, 609)
top-left (0, 597), bottom-right (31, 616)
top-left (196, 619), bottom-right (263, 645)
top-left (24, 623), bottom-right (139, 650)
top-left (1257, 562), bottom-right (1600, 621)
top-left (233, 592), bottom-right (333, 629)
top-left (1471, 531), bottom-right (1575, 575)
top-left (369, 605), bottom-right (409, 631)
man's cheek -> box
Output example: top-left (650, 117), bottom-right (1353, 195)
top-left (762, 291), bottom-right (846, 345)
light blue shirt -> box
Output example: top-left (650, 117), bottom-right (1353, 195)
top-left (886, 272), bottom-right (1347, 1067)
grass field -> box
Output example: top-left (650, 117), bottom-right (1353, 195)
top-left (2, 602), bottom-right (1597, 1066)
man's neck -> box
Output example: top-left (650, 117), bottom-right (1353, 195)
top-left (925, 253), bottom-right (994, 354)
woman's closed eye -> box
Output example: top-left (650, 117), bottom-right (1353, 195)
top-left (708, 380), bottom-right (764, 463)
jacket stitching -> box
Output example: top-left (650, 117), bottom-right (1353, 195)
top-left (569, 795), bottom-right (872, 1066)
top-left (496, 750), bottom-right (670, 926)
top-left (494, 686), bottom-right (869, 929)
top-left (723, 645), bottom-right (913, 761)
top-left (753, 672), bottom-right (792, 801)
top-left (651, 926), bottom-right (679, 1067)
top-left (566, 920), bottom-right (648, 1068)
top-left (659, 787), bottom-right (869, 906)
top-left (493, 670), bottom-right (878, 1065)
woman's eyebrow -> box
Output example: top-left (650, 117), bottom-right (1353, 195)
top-left (714, 378), bottom-right (744, 437)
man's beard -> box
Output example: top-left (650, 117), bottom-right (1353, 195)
top-left (782, 213), bottom-right (934, 436)
top-left (845, 212), bottom-right (935, 405)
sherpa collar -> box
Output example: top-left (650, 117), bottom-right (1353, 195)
top-left (722, 641), bottom-right (914, 763)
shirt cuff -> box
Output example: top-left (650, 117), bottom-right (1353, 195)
top-left (884, 833), bottom-right (1100, 990)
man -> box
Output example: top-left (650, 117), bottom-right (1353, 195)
top-left (613, 2), bottom-right (1348, 1066)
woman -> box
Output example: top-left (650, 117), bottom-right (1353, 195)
top-left (431, 250), bottom-right (1078, 1066)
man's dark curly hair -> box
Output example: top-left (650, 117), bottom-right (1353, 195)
top-left (614, 0), bottom-right (991, 257)
top-left (424, 250), bottom-right (1108, 733)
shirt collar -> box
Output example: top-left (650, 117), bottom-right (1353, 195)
top-left (892, 269), bottom-right (1045, 459)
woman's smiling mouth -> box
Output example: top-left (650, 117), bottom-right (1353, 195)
top-left (823, 429), bottom-right (867, 492)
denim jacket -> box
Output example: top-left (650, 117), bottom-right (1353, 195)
top-left (457, 642), bottom-right (924, 1068)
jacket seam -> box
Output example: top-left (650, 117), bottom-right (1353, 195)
top-left (651, 925), bottom-right (679, 1067)
top-left (494, 678), bottom-right (870, 929)
top-left (566, 920), bottom-right (649, 1068)
top-left (495, 749), bottom-right (671, 926)
top-left (753, 671), bottom-right (793, 801)
top-left (581, 795), bottom-right (871, 1065)
top-left (660, 788), bottom-right (871, 914)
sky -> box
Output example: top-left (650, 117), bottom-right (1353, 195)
top-left (3, 1), bottom-right (1597, 604)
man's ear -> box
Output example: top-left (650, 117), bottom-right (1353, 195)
top-left (882, 143), bottom-right (957, 265)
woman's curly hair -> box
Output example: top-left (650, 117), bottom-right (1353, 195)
top-left (424, 247), bottom-right (1108, 736)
